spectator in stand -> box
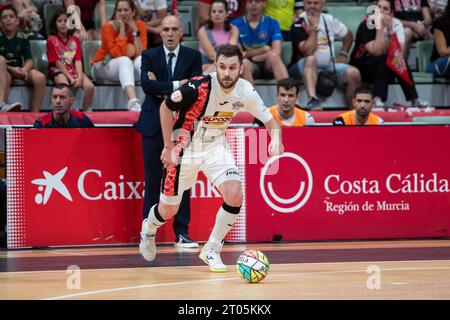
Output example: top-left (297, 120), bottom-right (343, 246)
top-left (91, 0), bottom-right (147, 112)
top-left (199, 0), bottom-right (246, 26)
top-left (333, 85), bottom-right (384, 125)
top-left (135, 15), bottom-right (202, 248)
top-left (393, 0), bottom-right (432, 59)
top-left (289, 0), bottom-right (361, 110)
top-left (33, 83), bottom-right (94, 128)
top-left (198, 0), bottom-right (239, 74)
top-left (63, 0), bottom-right (106, 41)
top-left (231, 0), bottom-right (289, 84)
top-left (135, 0), bottom-right (167, 48)
top-left (350, 0), bottom-right (429, 108)
top-left (0, 4), bottom-right (45, 112)
top-left (11, 0), bottom-right (43, 39)
top-left (264, 0), bottom-right (295, 41)
top-left (427, 2), bottom-right (450, 79)
top-left (295, 0), bottom-right (305, 16)
top-left (47, 9), bottom-right (94, 112)
top-left (255, 77), bottom-right (315, 127)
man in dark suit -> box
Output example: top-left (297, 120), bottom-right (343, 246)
top-left (136, 15), bottom-right (202, 248)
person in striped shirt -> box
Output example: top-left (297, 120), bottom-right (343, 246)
top-left (333, 86), bottom-right (384, 125)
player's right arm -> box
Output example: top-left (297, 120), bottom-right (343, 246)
top-left (160, 100), bottom-right (177, 169)
top-left (160, 81), bottom-right (200, 168)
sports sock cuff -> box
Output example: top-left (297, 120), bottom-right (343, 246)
top-left (154, 205), bottom-right (166, 223)
top-left (222, 202), bottom-right (241, 214)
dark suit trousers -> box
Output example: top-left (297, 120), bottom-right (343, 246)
top-left (142, 132), bottom-right (191, 237)
top-left (351, 55), bottom-right (418, 102)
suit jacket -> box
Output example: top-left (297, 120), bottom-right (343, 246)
top-left (135, 44), bottom-right (202, 137)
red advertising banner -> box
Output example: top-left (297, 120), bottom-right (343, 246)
top-left (245, 126), bottom-right (450, 241)
top-left (6, 126), bottom-right (450, 248)
top-left (6, 128), bottom-right (244, 248)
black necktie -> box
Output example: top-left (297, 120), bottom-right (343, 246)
top-left (167, 52), bottom-right (175, 81)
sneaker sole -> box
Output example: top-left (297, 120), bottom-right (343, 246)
top-left (139, 241), bottom-right (156, 262)
top-left (174, 243), bottom-right (199, 248)
top-left (198, 253), bottom-right (227, 273)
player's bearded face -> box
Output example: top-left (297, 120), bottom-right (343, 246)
top-left (216, 56), bottom-right (243, 89)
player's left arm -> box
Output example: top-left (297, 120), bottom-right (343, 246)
top-left (263, 117), bottom-right (284, 157)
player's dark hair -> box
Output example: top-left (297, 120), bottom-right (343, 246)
top-left (277, 78), bottom-right (300, 95)
top-left (49, 8), bottom-right (75, 36)
top-left (216, 44), bottom-right (243, 64)
top-left (353, 85), bottom-right (374, 98)
top-left (376, 0), bottom-right (395, 12)
top-left (0, 4), bottom-right (18, 18)
top-left (207, 0), bottom-right (231, 32)
top-left (53, 83), bottom-right (75, 97)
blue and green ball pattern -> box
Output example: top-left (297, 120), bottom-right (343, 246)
top-left (236, 250), bottom-right (270, 283)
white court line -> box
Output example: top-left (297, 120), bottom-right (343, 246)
top-left (2, 259), bottom-right (450, 275)
top-left (42, 265), bottom-right (450, 300)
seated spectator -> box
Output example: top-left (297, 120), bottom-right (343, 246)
top-left (350, 0), bottom-right (429, 108)
top-left (63, 0), bottom-right (106, 41)
top-left (135, 0), bottom-right (167, 48)
top-left (33, 83), bottom-right (94, 128)
top-left (198, 0), bottom-right (239, 74)
top-left (11, 0), bottom-right (43, 39)
top-left (231, 0), bottom-right (289, 84)
top-left (255, 77), bottom-right (314, 127)
top-left (295, 0), bottom-right (305, 17)
top-left (199, 0), bottom-right (246, 26)
top-left (47, 9), bottom-right (94, 112)
top-left (264, 0), bottom-right (295, 41)
top-left (393, 0), bottom-right (432, 59)
top-left (333, 85), bottom-right (384, 125)
top-left (91, 0), bottom-right (147, 111)
top-left (289, 0), bottom-right (361, 109)
top-left (427, 2), bottom-right (450, 79)
top-left (0, 4), bottom-right (45, 112)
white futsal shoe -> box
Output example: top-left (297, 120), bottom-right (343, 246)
top-left (199, 240), bottom-right (227, 272)
top-left (139, 219), bottom-right (156, 262)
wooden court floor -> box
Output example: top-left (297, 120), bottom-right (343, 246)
top-left (0, 239), bottom-right (450, 300)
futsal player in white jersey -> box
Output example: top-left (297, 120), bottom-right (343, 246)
top-left (139, 44), bottom-right (284, 272)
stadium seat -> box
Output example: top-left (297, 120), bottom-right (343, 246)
top-left (182, 39), bottom-right (199, 50)
top-left (413, 40), bottom-right (435, 83)
top-left (281, 42), bottom-right (292, 66)
top-left (95, 3), bottom-right (116, 29)
top-left (326, 6), bottom-right (367, 36)
top-left (29, 40), bottom-right (48, 79)
top-left (43, 3), bottom-right (63, 36)
top-left (82, 40), bottom-right (101, 80)
top-left (412, 116), bottom-right (450, 124)
top-left (178, 5), bottom-right (199, 37)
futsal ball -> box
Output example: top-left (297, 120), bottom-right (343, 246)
top-left (236, 249), bottom-right (270, 283)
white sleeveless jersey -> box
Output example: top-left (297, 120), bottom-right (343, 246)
top-left (165, 72), bottom-right (273, 147)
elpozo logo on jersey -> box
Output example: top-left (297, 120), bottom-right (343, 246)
top-left (202, 111), bottom-right (233, 126)
top-left (259, 153), bottom-right (313, 213)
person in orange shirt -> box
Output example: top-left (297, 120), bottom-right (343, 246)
top-left (333, 86), bottom-right (384, 126)
top-left (91, 0), bottom-right (147, 111)
top-left (259, 78), bottom-right (314, 127)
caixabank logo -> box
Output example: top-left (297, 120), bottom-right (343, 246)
top-left (31, 167), bottom-right (144, 204)
top-left (259, 153), bottom-right (313, 213)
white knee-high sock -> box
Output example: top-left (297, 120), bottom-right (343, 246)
top-left (208, 202), bottom-right (241, 244)
top-left (144, 204), bottom-right (167, 235)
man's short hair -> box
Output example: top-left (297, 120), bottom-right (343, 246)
top-left (353, 85), bottom-right (374, 98)
top-left (277, 78), bottom-right (300, 95)
top-left (52, 83), bottom-right (75, 97)
top-left (216, 45), bottom-right (243, 64)
top-left (0, 4), bottom-right (17, 18)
